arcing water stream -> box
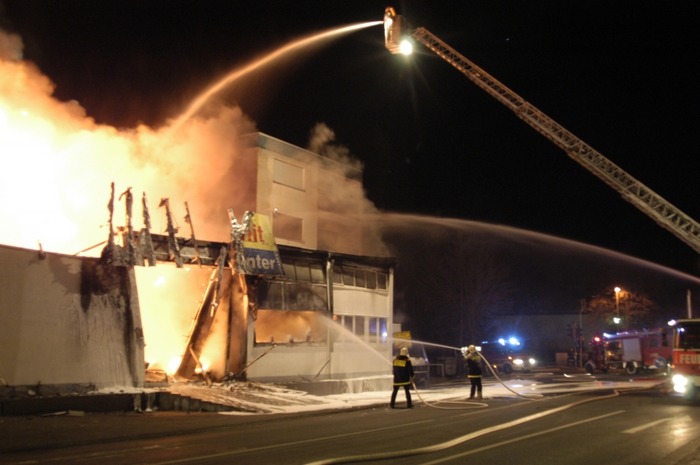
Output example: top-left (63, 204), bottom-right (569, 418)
top-left (170, 21), bottom-right (382, 133)
top-left (3, 12), bottom-right (699, 388)
top-left (376, 212), bottom-right (700, 285)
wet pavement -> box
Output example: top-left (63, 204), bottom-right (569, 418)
top-left (0, 369), bottom-right (684, 456)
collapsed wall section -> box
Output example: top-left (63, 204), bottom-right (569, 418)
top-left (0, 244), bottom-right (144, 392)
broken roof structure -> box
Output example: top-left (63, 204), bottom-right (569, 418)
top-left (1, 133), bottom-right (397, 397)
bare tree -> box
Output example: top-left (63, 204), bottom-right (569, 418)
top-left (390, 229), bottom-right (513, 348)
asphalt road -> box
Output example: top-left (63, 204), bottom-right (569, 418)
top-left (2, 383), bottom-right (699, 465)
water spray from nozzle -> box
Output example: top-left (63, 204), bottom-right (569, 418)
top-left (384, 6), bottom-right (413, 55)
top-left (169, 20), bottom-right (383, 135)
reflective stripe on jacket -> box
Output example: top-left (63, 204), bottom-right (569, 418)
top-left (393, 355), bottom-right (414, 385)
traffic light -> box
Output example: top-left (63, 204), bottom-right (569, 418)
top-left (575, 325), bottom-right (582, 338)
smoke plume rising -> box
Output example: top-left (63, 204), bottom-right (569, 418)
top-left (0, 27), bottom-right (383, 257)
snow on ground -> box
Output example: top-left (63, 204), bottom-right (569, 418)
top-left (99, 374), bottom-right (668, 415)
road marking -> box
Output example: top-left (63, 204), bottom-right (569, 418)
top-left (306, 392), bottom-right (622, 465)
top-left (420, 410), bottom-right (626, 465)
top-left (623, 417), bottom-right (671, 434)
top-left (622, 415), bottom-right (693, 434)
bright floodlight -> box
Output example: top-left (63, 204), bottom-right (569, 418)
top-left (399, 39), bottom-right (413, 55)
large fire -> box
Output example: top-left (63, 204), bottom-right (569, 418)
top-left (1, 23), bottom-right (385, 379)
top-left (0, 28), bottom-right (256, 257)
top-left (0, 27), bottom-right (262, 376)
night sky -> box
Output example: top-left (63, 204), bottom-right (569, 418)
top-left (2, 1), bottom-right (700, 321)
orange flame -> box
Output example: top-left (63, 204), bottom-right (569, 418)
top-left (1, 29), bottom-right (256, 256)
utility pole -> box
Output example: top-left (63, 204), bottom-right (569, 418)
top-left (578, 299), bottom-right (586, 368)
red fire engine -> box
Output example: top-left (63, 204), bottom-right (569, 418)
top-left (670, 319), bottom-right (700, 400)
top-left (584, 328), bottom-right (672, 375)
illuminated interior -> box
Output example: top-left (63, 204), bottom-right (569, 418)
top-left (255, 309), bottom-right (327, 344)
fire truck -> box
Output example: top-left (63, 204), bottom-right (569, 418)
top-left (670, 319), bottom-right (700, 400)
top-left (584, 328), bottom-right (672, 375)
top-left (472, 337), bottom-right (537, 375)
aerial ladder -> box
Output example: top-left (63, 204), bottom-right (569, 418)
top-left (383, 7), bottom-right (700, 256)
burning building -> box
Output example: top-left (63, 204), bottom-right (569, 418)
top-left (1, 23), bottom-right (396, 397)
top-left (0, 132), bottom-right (396, 395)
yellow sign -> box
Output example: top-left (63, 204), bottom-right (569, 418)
top-left (237, 213), bottom-right (283, 276)
top-left (393, 331), bottom-right (413, 348)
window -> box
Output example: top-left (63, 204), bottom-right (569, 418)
top-left (342, 267), bottom-right (354, 286)
top-left (332, 314), bottom-right (389, 344)
top-left (332, 264), bottom-right (343, 284)
top-left (295, 263), bottom-right (311, 282)
top-left (282, 262), bottom-right (296, 280)
top-left (354, 269), bottom-right (366, 288)
top-left (343, 315), bottom-right (353, 334)
top-left (254, 309), bottom-right (326, 344)
top-left (369, 317), bottom-right (388, 343)
top-left (273, 158), bottom-right (304, 190)
top-left (677, 323), bottom-right (700, 350)
top-left (355, 316), bottom-right (365, 336)
top-left (377, 272), bottom-right (387, 290)
top-left (330, 314), bottom-right (355, 342)
top-left (333, 265), bottom-right (388, 291)
top-left (280, 261), bottom-right (325, 283)
top-left (365, 271), bottom-right (377, 290)
top-left (310, 263), bottom-right (325, 283)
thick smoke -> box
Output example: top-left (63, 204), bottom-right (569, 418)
top-left (0, 28), bottom-right (22, 61)
top-left (0, 27), bottom-right (388, 258)
top-left (0, 27), bottom-right (262, 254)
top-left (307, 122), bottom-right (361, 171)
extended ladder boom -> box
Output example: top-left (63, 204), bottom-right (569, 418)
top-left (411, 26), bottom-right (700, 255)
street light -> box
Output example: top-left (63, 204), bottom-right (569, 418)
top-left (613, 287), bottom-right (622, 328)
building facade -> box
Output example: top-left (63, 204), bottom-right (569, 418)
top-left (0, 132), bottom-right (396, 393)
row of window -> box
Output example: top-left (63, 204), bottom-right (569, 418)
top-left (278, 261), bottom-right (389, 291)
top-left (333, 314), bottom-right (389, 344)
top-left (332, 265), bottom-right (388, 290)
top-left (253, 310), bottom-right (389, 346)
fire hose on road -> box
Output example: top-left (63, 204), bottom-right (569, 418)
top-left (409, 349), bottom-right (543, 411)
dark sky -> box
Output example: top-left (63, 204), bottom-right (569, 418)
top-left (2, 1), bottom-right (699, 301)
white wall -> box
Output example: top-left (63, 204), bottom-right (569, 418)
top-left (257, 146), bottom-right (319, 249)
top-left (244, 342), bottom-right (391, 382)
top-left (333, 287), bottom-right (391, 316)
top-left (0, 245), bottom-right (144, 390)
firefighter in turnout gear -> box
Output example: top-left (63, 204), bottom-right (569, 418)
top-left (465, 345), bottom-right (483, 400)
top-left (390, 347), bottom-right (415, 408)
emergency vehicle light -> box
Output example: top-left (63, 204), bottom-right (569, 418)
top-left (672, 374), bottom-right (689, 394)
